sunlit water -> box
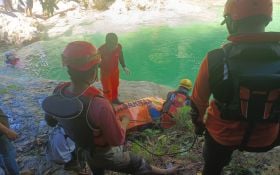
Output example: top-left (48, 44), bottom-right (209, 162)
top-left (0, 5), bottom-right (279, 88)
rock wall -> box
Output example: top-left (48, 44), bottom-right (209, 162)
top-left (0, 12), bottom-right (39, 45)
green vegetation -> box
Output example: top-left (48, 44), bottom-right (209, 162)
top-left (127, 105), bottom-right (280, 174)
top-left (128, 106), bottom-right (198, 165)
top-left (173, 106), bottom-right (193, 132)
top-left (0, 89), bottom-right (8, 95)
top-left (6, 85), bottom-right (22, 91)
top-left (0, 85), bottom-right (22, 94)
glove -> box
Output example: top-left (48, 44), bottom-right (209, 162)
top-left (189, 101), bottom-right (205, 136)
top-left (194, 122), bottom-right (205, 136)
top-left (123, 67), bottom-right (130, 76)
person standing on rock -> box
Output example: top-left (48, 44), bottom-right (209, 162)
top-left (3, 0), bottom-right (13, 12)
top-left (98, 33), bottom-right (130, 105)
top-left (190, 0), bottom-right (280, 174)
top-left (43, 41), bottom-right (179, 175)
top-left (39, 0), bottom-right (47, 16)
top-left (0, 108), bottom-right (20, 175)
top-left (46, 0), bottom-right (58, 17)
top-left (24, 0), bottom-right (33, 16)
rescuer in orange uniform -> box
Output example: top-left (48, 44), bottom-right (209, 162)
top-left (43, 41), bottom-right (179, 175)
top-left (190, 0), bottom-right (280, 174)
top-left (99, 33), bottom-right (130, 104)
top-left (160, 79), bottom-right (192, 129)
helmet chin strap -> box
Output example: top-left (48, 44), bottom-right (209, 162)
top-left (85, 71), bottom-right (98, 86)
top-left (225, 16), bottom-right (237, 35)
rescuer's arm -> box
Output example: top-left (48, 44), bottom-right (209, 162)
top-left (97, 100), bottom-right (126, 146)
top-left (0, 122), bottom-right (18, 140)
top-left (119, 46), bottom-right (130, 75)
top-left (190, 57), bottom-right (211, 135)
top-left (0, 109), bottom-right (18, 140)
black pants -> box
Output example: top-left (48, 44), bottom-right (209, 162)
top-left (202, 132), bottom-right (234, 175)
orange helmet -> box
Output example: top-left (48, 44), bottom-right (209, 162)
top-left (224, 0), bottom-right (273, 21)
top-left (62, 41), bottom-right (101, 71)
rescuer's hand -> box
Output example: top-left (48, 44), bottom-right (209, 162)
top-left (5, 129), bottom-right (18, 140)
top-left (121, 116), bottom-right (130, 129)
top-left (194, 122), bottom-right (205, 136)
top-left (123, 67), bottom-right (130, 76)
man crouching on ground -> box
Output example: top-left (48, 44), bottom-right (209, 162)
top-left (44, 41), bottom-right (179, 175)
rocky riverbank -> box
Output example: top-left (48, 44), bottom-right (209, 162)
top-left (0, 73), bottom-right (172, 174)
top-left (1, 72), bottom-right (280, 175)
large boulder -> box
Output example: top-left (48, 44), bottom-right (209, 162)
top-left (0, 12), bottom-right (39, 45)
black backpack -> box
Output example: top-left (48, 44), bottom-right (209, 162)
top-left (208, 42), bottom-right (280, 123)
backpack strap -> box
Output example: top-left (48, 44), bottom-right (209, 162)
top-left (208, 43), bottom-right (233, 97)
top-left (83, 94), bottom-right (104, 132)
top-left (161, 92), bottom-right (176, 118)
top-left (208, 48), bottom-right (225, 93)
top-left (239, 122), bottom-right (256, 151)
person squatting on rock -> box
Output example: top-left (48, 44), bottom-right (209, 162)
top-left (43, 41), bottom-right (179, 175)
top-left (23, 0), bottom-right (33, 16)
top-left (160, 79), bottom-right (192, 129)
top-left (190, 0), bottom-right (280, 174)
top-left (0, 108), bottom-right (20, 175)
top-left (98, 33), bottom-right (130, 105)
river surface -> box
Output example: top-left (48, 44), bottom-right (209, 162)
top-left (1, 5), bottom-right (280, 88)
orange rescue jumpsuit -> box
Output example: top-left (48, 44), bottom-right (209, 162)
top-left (99, 44), bottom-right (126, 102)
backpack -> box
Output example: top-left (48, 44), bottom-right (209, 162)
top-left (162, 91), bottom-right (189, 117)
top-left (208, 43), bottom-right (280, 122)
top-left (208, 42), bottom-right (280, 148)
top-left (42, 83), bottom-right (101, 150)
top-left (46, 126), bottom-right (75, 164)
top-left (161, 91), bottom-right (190, 128)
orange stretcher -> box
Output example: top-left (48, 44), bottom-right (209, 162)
top-left (114, 97), bottom-right (164, 131)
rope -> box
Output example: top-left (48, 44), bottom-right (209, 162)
top-left (128, 135), bottom-right (198, 157)
top-left (119, 119), bottom-right (176, 124)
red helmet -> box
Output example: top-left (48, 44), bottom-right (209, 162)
top-left (62, 41), bottom-right (101, 71)
top-left (224, 0), bottom-right (273, 21)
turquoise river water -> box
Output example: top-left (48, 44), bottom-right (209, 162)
top-left (1, 5), bottom-right (280, 88)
